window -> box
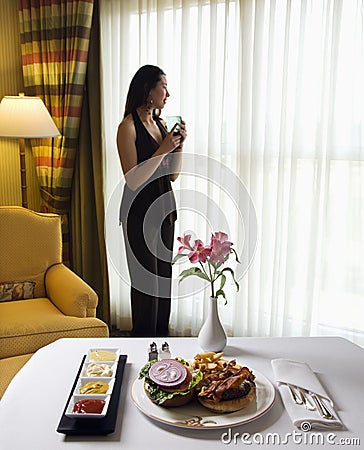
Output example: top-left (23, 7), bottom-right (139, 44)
top-left (100, 0), bottom-right (364, 346)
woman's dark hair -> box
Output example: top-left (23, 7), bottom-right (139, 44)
top-left (124, 65), bottom-right (165, 118)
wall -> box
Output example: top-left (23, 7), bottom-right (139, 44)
top-left (0, 0), bottom-right (41, 210)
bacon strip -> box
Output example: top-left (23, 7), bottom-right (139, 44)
top-left (198, 362), bottom-right (255, 402)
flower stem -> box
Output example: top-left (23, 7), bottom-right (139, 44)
top-left (198, 261), bottom-right (210, 283)
top-left (207, 262), bottom-right (215, 298)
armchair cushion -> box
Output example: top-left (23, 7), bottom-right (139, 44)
top-left (0, 298), bottom-right (109, 359)
top-left (0, 281), bottom-right (35, 301)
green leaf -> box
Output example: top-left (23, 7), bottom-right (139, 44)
top-left (231, 248), bottom-right (240, 263)
top-left (179, 267), bottom-right (210, 283)
top-left (218, 273), bottom-right (227, 291)
top-left (215, 288), bottom-right (227, 304)
top-left (171, 253), bottom-right (187, 265)
top-left (220, 267), bottom-right (240, 291)
top-left (215, 289), bottom-right (226, 298)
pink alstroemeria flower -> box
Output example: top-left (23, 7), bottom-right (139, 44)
top-left (210, 232), bottom-right (233, 264)
top-left (188, 239), bottom-right (212, 263)
top-left (177, 233), bottom-right (193, 254)
top-left (214, 232), bottom-right (229, 243)
top-left (173, 230), bottom-right (240, 301)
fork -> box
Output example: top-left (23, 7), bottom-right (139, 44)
top-left (287, 385), bottom-right (315, 411)
top-left (304, 390), bottom-right (336, 420)
top-left (285, 384), bottom-right (336, 420)
top-left (287, 384), bottom-right (304, 405)
top-left (296, 388), bottom-right (316, 411)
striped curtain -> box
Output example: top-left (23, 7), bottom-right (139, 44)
top-left (18, 0), bottom-right (94, 262)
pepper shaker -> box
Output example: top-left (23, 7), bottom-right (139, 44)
top-left (148, 342), bottom-right (158, 361)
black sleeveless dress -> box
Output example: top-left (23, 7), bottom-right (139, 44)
top-left (119, 110), bottom-right (177, 226)
top-left (120, 110), bottom-right (176, 337)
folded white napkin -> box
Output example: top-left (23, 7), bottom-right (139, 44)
top-left (271, 359), bottom-right (343, 430)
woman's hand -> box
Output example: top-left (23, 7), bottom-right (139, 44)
top-left (178, 120), bottom-right (187, 147)
top-left (158, 124), bottom-right (182, 155)
top-left (168, 120), bottom-right (186, 181)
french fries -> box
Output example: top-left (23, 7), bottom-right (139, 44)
top-left (191, 351), bottom-right (241, 378)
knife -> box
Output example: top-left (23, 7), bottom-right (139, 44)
top-left (307, 391), bottom-right (336, 420)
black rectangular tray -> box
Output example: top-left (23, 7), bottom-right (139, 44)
top-left (57, 354), bottom-right (127, 435)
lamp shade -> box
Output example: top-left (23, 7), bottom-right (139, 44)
top-left (0, 95), bottom-right (60, 138)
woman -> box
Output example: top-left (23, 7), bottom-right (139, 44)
top-left (117, 65), bottom-right (186, 337)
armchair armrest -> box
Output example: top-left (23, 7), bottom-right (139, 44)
top-left (45, 263), bottom-right (98, 318)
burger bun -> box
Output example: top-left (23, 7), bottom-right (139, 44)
top-left (198, 384), bottom-right (256, 413)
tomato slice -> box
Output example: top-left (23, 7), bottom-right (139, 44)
top-left (161, 368), bottom-right (193, 392)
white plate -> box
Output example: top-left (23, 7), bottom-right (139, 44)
top-left (130, 368), bottom-right (276, 429)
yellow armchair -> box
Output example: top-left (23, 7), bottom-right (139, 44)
top-left (0, 206), bottom-right (109, 398)
top-left (45, 263), bottom-right (99, 318)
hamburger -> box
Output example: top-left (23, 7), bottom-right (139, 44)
top-left (197, 360), bottom-right (256, 413)
top-left (139, 358), bottom-right (203, 407)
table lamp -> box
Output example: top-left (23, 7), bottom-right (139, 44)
top-left (0, 93), bottom-right (60, 208)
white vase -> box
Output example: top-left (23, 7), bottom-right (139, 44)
top-left (198, 296), bottom-right (227, 352)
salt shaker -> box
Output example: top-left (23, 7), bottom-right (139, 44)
top-left (159, 342), bottom-right (171, 359)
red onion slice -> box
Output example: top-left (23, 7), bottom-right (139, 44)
top-left (148, 359), bottom-right (188, 387)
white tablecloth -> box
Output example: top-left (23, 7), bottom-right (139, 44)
top-left (0, 336), bottom-right (363, 450)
